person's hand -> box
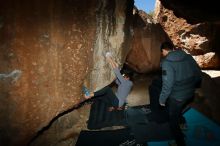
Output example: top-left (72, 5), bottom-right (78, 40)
top-left (105, 52), bottom-right (112, 58)
top-left (160, 103), bottom-right (166, 107)
top-left (105, 52), bottom-right (112, 61)
top-left (159, 98), bottom-right (166, 107)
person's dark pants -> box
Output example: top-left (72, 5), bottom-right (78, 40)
top-left (94, 86), bottom-right (119, 107)
top-left (149, 83), bottom-right (190, 125)
top-left (167, 98), bottom-right (191, 146)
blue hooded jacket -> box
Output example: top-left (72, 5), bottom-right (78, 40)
top-left (159, 50), bottom-right (202, 104)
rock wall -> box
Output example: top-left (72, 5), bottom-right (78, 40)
top-left (0, 0), bottom-right (133, 145)
top-left (159, 0), bottom-right (220, 24)
top-left (193, 71), bottom-right (220, 124)
top-left (126, 9), bottom-right (169, 73)
top-left (154, 0), bottom-right (220, 69)
top-left (88, 0), bottom-right (133, 91)
top-left (29, 104), bottom-right (91, 146)
top-left (193, 53), bottom-right (220, 69)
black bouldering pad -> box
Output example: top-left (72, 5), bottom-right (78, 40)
top-left (87, 98), bottom-right (127, 130)
top-left (125, 107), bottom-right (173, 143)
top-left (75, 128), bottom-right (135, 146)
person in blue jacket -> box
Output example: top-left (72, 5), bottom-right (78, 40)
top-left (159, 42), bottom-right (202, 146)
top-left (84, 53), bottom-right (133, 111)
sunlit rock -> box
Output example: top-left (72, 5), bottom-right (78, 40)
top-left (126, 9), bottom-right (169, 73)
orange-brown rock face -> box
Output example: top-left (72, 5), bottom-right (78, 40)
top-left (154, 0), bottom-right (220, 69)
top-left (193, 53), bottom-right (220, 69)
top-left (0, 0), bottom-right (96, 145)
top-left (159, 0), bottom-right (220, 24)
top-left (126, 10), bottom-right (169, 73)
top-left (0, 0), bottom-right (134, 145)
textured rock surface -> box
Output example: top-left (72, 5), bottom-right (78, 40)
top-left (0, 0), bottom-right (133, 146)
top-left (88, 0), bottom-right (133, 91)
top-left (0, 0), bottom-right (96, 145)
top-left (126, 9), bottom-right (169, 73)
top-left (193, 71), bottom-right (220, 124)
top-left (29, 104), bottom-right (91, 146)
top-left (154, 0), bottom-right (220, 69)
top-left (193, 53), bottom-right (220, 69)
top-left (126, 74), bottom-right (152, 106)
top-left (159, 0), bottom-right (220, 24)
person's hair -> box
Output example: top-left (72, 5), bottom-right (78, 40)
top-left (160, 41), bottom-right (174, 51)
top-left (121, 71), bottom-right (133, 80)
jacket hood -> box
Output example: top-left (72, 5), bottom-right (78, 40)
top-left (165, 50), bottom-right (187, 62)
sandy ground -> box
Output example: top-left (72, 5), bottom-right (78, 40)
top-left (126, 74), bottom-right (154, 106)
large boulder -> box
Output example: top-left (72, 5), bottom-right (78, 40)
top-left (0, 0), bottom-right (133, 145)
top-left (193, 71), bottom-right (220, 124)
top-left (154, 0), bottom-right (220, 69)
top-left (126, 9), bottom-right (169, 73)
top-left (87, 0), bottom-right (133, 91)
top-left (158, 0), bottom-right (220, 24)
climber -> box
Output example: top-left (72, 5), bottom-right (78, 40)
top-left (83, 52), bottom-right (133, 111)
